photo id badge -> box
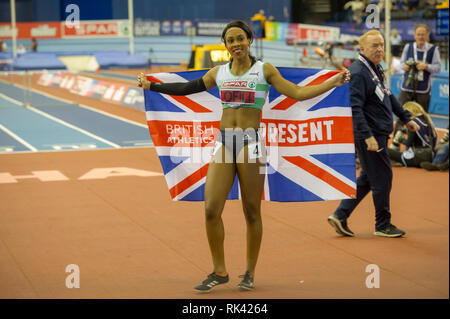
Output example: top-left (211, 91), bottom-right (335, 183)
top-left (417, 70), bottom-right (424, 81)
top-left (375, 85), bottom-right (385, 102)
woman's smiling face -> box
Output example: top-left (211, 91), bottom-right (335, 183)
top-left (224, 27), bottom-right (251, 59)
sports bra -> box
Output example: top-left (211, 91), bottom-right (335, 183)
top-left (215, 60), bottom-right (269, 110)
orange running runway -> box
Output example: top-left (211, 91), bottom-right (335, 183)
top-left (0, 147), bottom-right (448, 299)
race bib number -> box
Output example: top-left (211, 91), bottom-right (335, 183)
top-left (248, 142), bottom-right (262, 159)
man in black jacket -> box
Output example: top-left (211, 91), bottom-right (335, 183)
top-left (328, 30), bottom-right (420, 238)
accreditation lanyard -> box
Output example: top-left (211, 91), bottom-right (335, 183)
top-left (358, 55), bottom-right (391, 96)
top-left (413, 42), bottom-right (429, 63)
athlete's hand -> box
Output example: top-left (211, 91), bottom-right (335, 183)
top-left (137, 73), bottom-right (151, 90)
top-left (365, 136), bottom-right (379, 152)
top-left (332, 69), bottom-right (350, 87)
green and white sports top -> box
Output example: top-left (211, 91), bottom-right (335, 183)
top-left (216, 60), bottom-right (270, 110)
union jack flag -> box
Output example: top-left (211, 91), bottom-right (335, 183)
top-left (144, 67), bottom-right (356, 202)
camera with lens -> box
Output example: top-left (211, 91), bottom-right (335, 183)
top-left (405, 58), bottom-right (418, 88)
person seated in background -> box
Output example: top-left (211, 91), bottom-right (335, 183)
top-left (17, 44), bottom-right (26, 54)
top-left (422, 0), bottom-right (437, 18)
top-left (388, 101), bottom-right (437, 167)
top-left (420, 126), bottom-right (449, 171)
top-left (409, 0), bottom-right (420, 9)
top-left (0, 40), bottom-right (7, 52)
top-left (390, 29), bottom-right (402, 57)
top-left (392, 0), bottom-right (401, 10)
top-left (29, 38), bottom-right (37, 52)
top-left (344, 0), bottom-right (365, 24)
top-left (396, 0), bottom-right (408, 11)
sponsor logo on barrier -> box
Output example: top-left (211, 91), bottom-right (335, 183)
top-left (62, 20), bottom-right (130, 38)
top-left (134, 20), bottom-right (160, 36)
top-left (0, 22), bottom-right (61, 39)
top-left (299, 25), bottom-right (339, 41)
top-left (31, 24), bottom-right (58, 37)
top-left (172, 20), bottom-right (182, 34)
top-left (0, 19), bottom-right (132, 39)
top-left (197, 21), bottom-right (228, 36)
top-left (122, 88), bottom-right (145, 109)
top-left (286, 23), bottom-right (340, 44)
top-left (0, 25), bottom-right (15, 38)
top-left (439, 83), bottom-right (449, 98)
top-left (102, 84), bottom-right (127, 103)
top-left (37, 73), bottom-right (145, 109)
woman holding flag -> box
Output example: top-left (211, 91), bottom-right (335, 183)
top-left (137, 20), bottom-right (349, 292)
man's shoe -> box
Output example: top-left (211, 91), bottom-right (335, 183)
top-left (420, 161), bottom-right (449, 171)
top-left (327, 214), bottom-right (355, 237)
top-left (441, 161), bottom-right (450, 171)
top-left (374, 224), bottom-right (406, 238)
top-left (237, 271), bottom-right (254, 291)
top-left (420, 161), bottom-right (439, 171)
top-left (194, 272), bottom-right (229, 293)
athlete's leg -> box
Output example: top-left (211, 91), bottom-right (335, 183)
top-left (204, 144), bottom-right (236, 275)
top-left (235, 140), bottom-right (266, 276)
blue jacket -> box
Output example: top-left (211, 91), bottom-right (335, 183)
top-left (401, 115), bottom-right (437, 151)
top-left (349, 55), bottom-right (411, 140)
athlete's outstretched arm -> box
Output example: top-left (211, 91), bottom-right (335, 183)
top-left (263, 62), bottom-right (350, 101)
top-left (137, 66), bottom-right (219, 95)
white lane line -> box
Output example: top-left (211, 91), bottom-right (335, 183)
top-left (77, 103), bottom-right (148, 128)
top-left (0, 92), bottom-right (23, 106)
top-left (29, 85), bottom-right (148, 128)
top-left (0, 78), bottom-right (148, 128)
top-left (26, 106), bottom-right (121, 148)
top-left (0, 124), bottom-right (38, 152)
top-left (0, 93), bottom-right (121, 149)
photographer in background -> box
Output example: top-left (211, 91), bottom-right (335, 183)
top-left (388, 101), bottom-right (437, 167)
top-left (420, 125), bottom-right (449, 171)
top-left (398, 24), bottom-right (441, 112)
top-left (391, 24), bottom-right (441, 152)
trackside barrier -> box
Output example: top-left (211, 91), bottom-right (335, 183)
top-left (0, 70), bottom-right (80, 107)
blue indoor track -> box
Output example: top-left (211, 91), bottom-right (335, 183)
top-left (0, 81), bottom-right (152, 154)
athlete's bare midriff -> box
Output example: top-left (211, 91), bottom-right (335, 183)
top-left (220, 107), bottom-right (261, 131)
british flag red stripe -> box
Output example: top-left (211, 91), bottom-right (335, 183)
top-left (271, 70), bottom-right (339, 110)
top-left (147, 75), bottom-right (213, 113)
